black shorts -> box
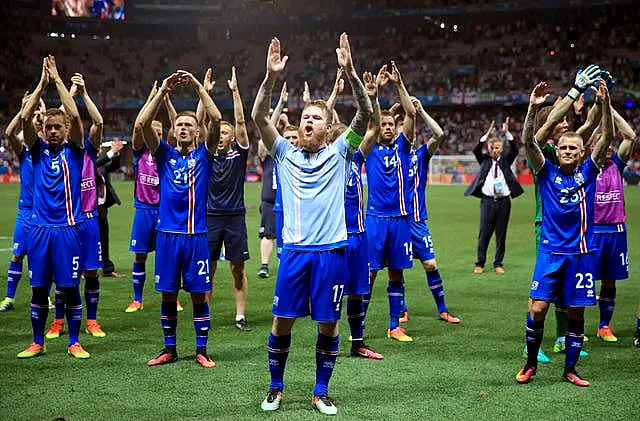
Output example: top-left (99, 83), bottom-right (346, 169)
top-left (207, 214), bottom-right (250, 262)
top-left (259, 201), bottom-right (276, 239)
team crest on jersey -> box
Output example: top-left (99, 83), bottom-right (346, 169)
top-left (188, 158), bottom-right (196, 169)
top-left (574, 173), bottom-right (584, 185)
top-left (554, 176), bottom-right (563, 184)
top-left (147, 153), bottom-right (154, 164)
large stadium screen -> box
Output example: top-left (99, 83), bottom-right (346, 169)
top-left (51, 0), bottom-right (125, 20)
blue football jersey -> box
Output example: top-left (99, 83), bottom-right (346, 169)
top-left (410, 145), bottom-right (433, 222)
top-left (271, 127), bottom-right (361, 250)
top-left (538, 157), bottom-right (599, 254)
top-left (155, 141), bottom-right (212, 234)
top-left (345, 149), bottom-right (366, 234)
top-left (273, 162), bottom-right (283, 213)
top-left (17, 147), bottom-right (33, 210)
top-left (31, 138), bottom-right (84, 227)
top-left (365, 132), bottom-right (413, 217)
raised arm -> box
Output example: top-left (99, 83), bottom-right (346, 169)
top-left (326, 68), bottom-right (345, 124)
top-left (387, 61), bottom-right (416, 145)
top-left (163, 92), bottom-right (178, 145)
top-left (591, 80), bottom-right (613, 168)
top-left (138, 73), bottom-right (181, 154)
top-left (251, 37), bottom-right (288, 151)
top-left (502, 117), bottom-right (520, 164)
top-left (46, 55), bottom-right (84, 148)
top-left (359, 70), bottom-right (380, 158)
top-left (524, 82), bottom-right (551, 172)
top-left (270, 81), bottom-right (288, 127)
top-left (577, 102), bottom-right (603, 153)
top-left (336, 33), bottom-right (373, 138)
top-left (535, 65), bottom-right (600, 142)
top-left (412, 97), bottom-right (444, 155)
top-left (613, 107), bottom-right (638, 162)
top-left (302, 81), bottom-right (311, 109)
top-left (473, 121), bottom-right (494, 164)
top-left (132, 81), bottom-right (157, 150)
top-left (71, 73), bottom-right (104, 149)
top-left (5, 93), bottom-right (30, 153)
top-left (178, 70), bottom-right (221, 153)
top-left (21, 59), bottom-right (50, 149)
top-left (195, 68), bottom-right (214, 141)
top-left (227, 66), bottom-right (249, 148)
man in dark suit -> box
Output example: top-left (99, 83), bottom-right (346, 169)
top-left (464, 118), bottom-right (523, 274)
top-left (96, 139), bottom-right (123, 278)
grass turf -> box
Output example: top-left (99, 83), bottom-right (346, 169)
top-left (0, 182), bottom-right (639, 421)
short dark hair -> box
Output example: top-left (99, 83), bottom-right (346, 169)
top-left (176, 110), bottom-right (198, 123)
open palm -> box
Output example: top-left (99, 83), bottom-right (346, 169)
top-left (267, 38), bottom-right (288, 74)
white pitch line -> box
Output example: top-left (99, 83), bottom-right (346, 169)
top-left (0, 248), bottom-right (13, 252)
top-left (0, 236), bottom-right (10, 240)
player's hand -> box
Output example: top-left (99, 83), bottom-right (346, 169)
top-left (45, 55), bottom-right (61, 81)
top-left (485, 120), bottom-right (496, 137)
top-left (363, 71), bottom-right (377, 99)
top-left (111, 139), bottom-right (124, 154)
top-left (176, 70), bottom-right (199, 88)
top-left (410, 96), bottom-right (422, 111)
top-left (280, 81), bottom-right (288, 103)
top-left (502, 116), bottom-right (510, 133)
top-left (530, 81), bottom-right (550, 107)
top-left (335, 32), bottom-right (354, 72)
top-left (266, 37), bottom-right (288, 75)
top-left (160, 72), bottom-right (182, 93)
top-left (71, 73), bottom-right (86, 96)
top-left (595, 79), bottom-right (609, 105)
top-left (376, 64), bottom-right (389, 90)
top-left (39, 58), bottom-right (50, 87)
top-left (203, 68), bottom-right (215, 92)
top-left (333, 68), bottom-right (345, 95)
top-left (303, 81), bottom-right (311, 104)
top-left (573, 64), bottom-right (600, 93)
top-left (388, 61), bottom-right (403, 85)
top-left (227, 66), bottom-right (238, 92)
top-left (388, 102), bottom-right (401, 115)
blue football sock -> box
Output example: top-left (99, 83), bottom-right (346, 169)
top-left (637, 317), bottom-right (640, 331)
top-left (426, 269), bottom-right (447, 314)
top-left (361, 291), bottom-right (372, 330)
top-left (565, 318), bottom-right (585, 367)
top-left (598, 285), bottom-right (616, 328)
top-left (84, 275), bottom-right (100, 321)
top-left (400, 278), bottom-right (408, 313)
top-left (347, 296), bottom-right (364, 342)
top-left (193, 301), bottom-right (210, 350)
top-left (31, 287), bottom-right (49, 345)
top-left (64, 287), bottom-right (83, 346)
top-left (387, 281), bottom-right (404, 330)
top-left (525, 314), bottom-right (544, 367)
top-left (314, 333), bottom-right (339, 397)
top-left (161, 300), bottom-right (178, 349)
top-left (132, 261), bottom-right (145, 303)
top-left (267, 333), bottom-right (291, 391)
top-left (54, 289), bottom-right (65, 320)
top-left (6, 260), bottom-right (23, 299)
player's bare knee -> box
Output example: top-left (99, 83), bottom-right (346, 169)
top-left (230, 261), bottom-right (246, 280)
top-left (272, 316), bottom-right (295, 336)
top-left (567, 306), bottom-right (585, 321)
top-left (529, 299), bottom-right (550, 320)
top-left (162, 292), bottom-right (179, 302)
top-left (601, 279), bottom-right (615, 289)
top-left (388, 269), bottom-right (403, 283)
top-left (369, 270), bottom-right (378, 285)
top-left (318, 321), bottom-right (338, 337)
top-left (191, 292), bottom-right (207, 304)
top-left (422, 259), bottom-right (438, 272)
top-left (84, 269), bottom-right (98, 277)
top-left (134, 253), bottom-right (148, 263)
top-left (11, 254), bottom-right (25, 263)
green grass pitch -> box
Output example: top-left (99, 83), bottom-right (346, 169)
top-left (0, 182), bottom-right (639, 420)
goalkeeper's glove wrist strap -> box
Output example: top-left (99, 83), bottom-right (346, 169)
top-left (567, 87), bottom-right (581, 101)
